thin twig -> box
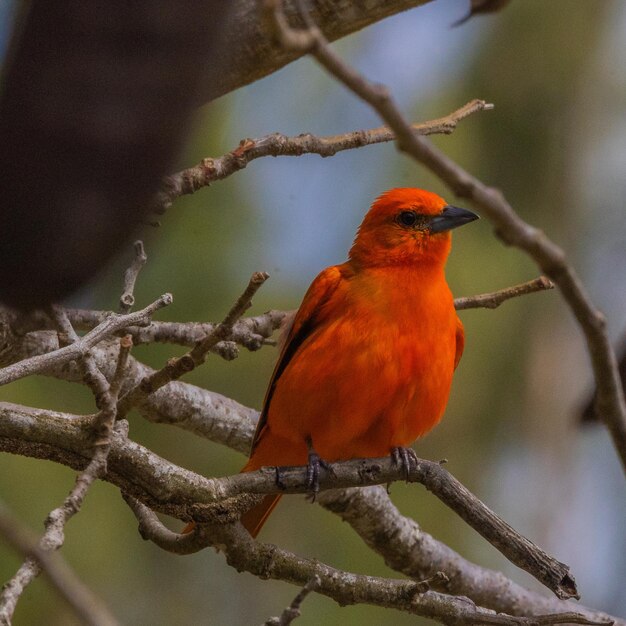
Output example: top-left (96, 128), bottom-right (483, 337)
top-left (117, 272), bottom-right (269, 418)
top-left (263, 0), bottom-right (626, 474)
top-left (110, 335), bottom-right (133, 398)
top-left (0, 501), bottom-right (118, 626)
top-left (5, 308), bottom-right (286, 354)
top-left (122, 495), bottom-right (213, 556)
top-left (0, 294), bottom-right (172, 387)
top-left (153, 100), bottom-right (491, 212)
top-left (119, 241), bottom-right (147, 314)
top-left (0, 316), bottom-right (126, 623)
top-left (265, 575), bottom-right (321, 625)
top-left (0, 243), bottom-right (143, 621)
top-left (454, 276), bottom-right (554, 310)
top-left (47, 305), bottom-right (111, 405)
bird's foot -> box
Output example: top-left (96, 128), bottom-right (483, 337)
top-left (275, 466), bottom-right (287, 490)
top-left (305, 437), bottom-right (333, 500)
top-left (391, 446), bottom-right (418, 481)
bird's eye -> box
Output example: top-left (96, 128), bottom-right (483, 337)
top-left (398, 211), bottom-right (418, 227)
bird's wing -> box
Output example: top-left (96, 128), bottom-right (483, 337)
top-left (454, 315), bottom-right (465, 370)
top-left (250, 264), bottom-right (347, 452)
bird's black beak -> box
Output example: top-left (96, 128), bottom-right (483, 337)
top-left (429, 205), bottom-right (479, 233)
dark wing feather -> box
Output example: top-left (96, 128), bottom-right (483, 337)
top-left (250, 265), bottom-right (347, 452)
top-left (454, 316), bottom-right (465, 371)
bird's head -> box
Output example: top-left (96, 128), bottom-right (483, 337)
top-left (349, 188), bottom-right (478, 268)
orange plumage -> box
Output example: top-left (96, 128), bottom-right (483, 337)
top-left (241, 188), bottom-right (478, 537)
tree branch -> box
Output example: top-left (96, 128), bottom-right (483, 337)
top-left (154, 99), bottom-right (491, 211)
top-left (202, 0), bottom-right (437, 102)
top-left (123, 498), bottom-right (609, 626)
top-left (264, 575), bottom-right (320, 626)
top-left (0, 330), bottom-right (259, 453)
top-left (196, 458), bottom-right (578, 600)
top-left (200, 522), bottom-right (609, 626)
top-left (3, 308), bottom-right (285, 356)
top-left (0, 294), bottom-right (171, 387)
top-left (0, 502), bottom-right (118, 626)
top-left (1, 401), bottom-right (621, 625)
top-left (0, 329), bottom-right (126, 623)
top-left (121, 494), bottom-right (215, 556)
top-left (118, 241), bottom-right (147, 314)
top-left (411, 140), bottom-right (626, 471)
top-left (0, 402), bottom-right (578, 600)
top-left (116, 272), bottom-right (268, 418)
top-left (454, 277), bottom-right (554, 310)
top-left (1, 276), bottom-right (545, 360)
top-left (318, 486), bottom-right (618, 624)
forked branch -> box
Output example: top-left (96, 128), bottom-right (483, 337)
top-left (116, 272), bottom-right (269, 417)
top-left (154, 100), bottom-right (491, 212)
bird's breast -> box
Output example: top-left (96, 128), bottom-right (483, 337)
top-left (267, 266), bottom-right (458, 460)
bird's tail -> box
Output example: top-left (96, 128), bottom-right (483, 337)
top-left (239, 454), bottom-right (282, 538)
top-left (240, 493), bottom-right (282, 538)
top-left (182, 456), bottom-right (282, 537)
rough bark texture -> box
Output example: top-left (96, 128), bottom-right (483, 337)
top-left (202, 0), bottom-right (434, 102)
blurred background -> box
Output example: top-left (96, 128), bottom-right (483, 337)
top-left (1, 0), bottom-right (625, 623)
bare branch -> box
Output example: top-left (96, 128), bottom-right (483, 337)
top-left (119, 241), bottom-right (147, 314)
top-left (0, 502), bottom-right (118, 626)
top-left (0, 332), bottom-right (259, 453)
top-left (122, 495), bottom-right (213, 556)
top-left (110, 335), bottom-right (133, 398)
top-left (263, 0), bottom-right (626, 474)
top-left (123, 495), bottom-right (608, 626)
top-left (205, 458), bottom-right (577, 600)
top-left (2, 402), bottom-right (622, 625)
top-left (117, 272), bottom-right (268, 418)
top-left (0, 401), bottom-right (576, 600)
top-left (0, 294), bottom-right (172, 387)
top-left (413, 142), bottom-right (626, 474)
top-left (3, 307), bottom-right (285, 356)
top-left (454, 276), bottom-right (554, 310)
top-left (47, 304), bottom-right (111, 404)
top-left (265, 575), bottom-right (321, 626)
top-left (0, 319), bottom-right (128, 622)
top-left (206, 523), bottom-right (608, 626)
top-left (154, 100), bottom-right (491, 211)
top-left (319, 486), bottom-right (619, 624)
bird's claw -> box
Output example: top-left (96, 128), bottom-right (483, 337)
top-left (275, 466), bottom-right (287, 490)
top-left (305, 438), bottom-right (332, 501)
top-left (391, 446), bottom-right (418, 481)
top-left (305, 451), bottom-right (333, 500)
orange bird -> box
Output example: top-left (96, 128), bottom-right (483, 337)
top-left (241, 188), bottom-right (478, 537)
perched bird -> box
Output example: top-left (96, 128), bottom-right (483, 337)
top-left (239, 188), bottom-right (479, 537)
